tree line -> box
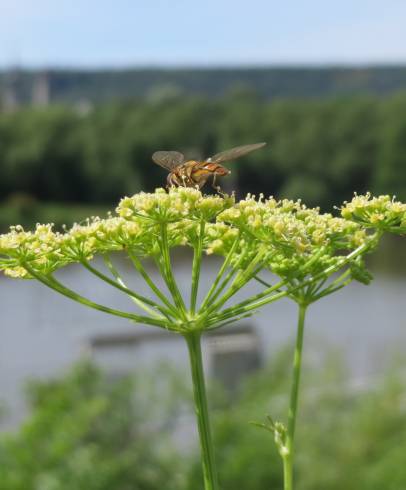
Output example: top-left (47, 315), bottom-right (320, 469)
top-left (0, 92), bottom-right (405, 211)
top-left (3, 66), bottom-right (406, 103)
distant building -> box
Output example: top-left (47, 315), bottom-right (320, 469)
top-left (31, 71), bottom-right (50, 107)
top-left (0, 69), bottom-right (53, 112)
top-left (1, 69), bottom-right (20, 113)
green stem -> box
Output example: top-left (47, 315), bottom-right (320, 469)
top-left (209, 238), bottom-right (375, 325)
top-left (316, 238), bottom-right (376, 278)
top-left (327, 268), bottom-right (351, 290)
top-left (126, 251), bottom-right (180, 319)
top-left (283, 456), bottom-right (293, 490)
top-left (212, 245), bottom-right (257, 298)
top-left (204, 249), bottom-right (267, 317)
top-left (283, 302), bottom-right (308, 490)
top-left (101, 256), bottom-right (166, 320)
top-left (206, 284), bottom-right (287, 325)
top-left (185, 332), bottom-right (219, 490)
top-left (253, 274), bottom-right (272, 288)
top-left (199, 233), bottom-right (240, 310)
top-left (191, 221), bottom-right (205, 314)
top-left (159, 223), bottom-right (187, 318)
top-left (80, 259), bottom-right (166, 317)
top-left (23, 265), bottom-right (167, 329)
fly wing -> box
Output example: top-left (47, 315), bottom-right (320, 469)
top-left (152, 151), bottom-right (185, 170)
top-left (209, 142), bottom-right (266, 164)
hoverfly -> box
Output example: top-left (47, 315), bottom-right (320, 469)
top-left (152, 142), bottom-right (266, 190)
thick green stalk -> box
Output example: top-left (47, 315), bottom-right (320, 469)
top-left (282, 303), bottom-right (307, 490)
top-left (185, 332), bottom-right (220, 490)
top-left (283, 456), bottom-right (293, 490)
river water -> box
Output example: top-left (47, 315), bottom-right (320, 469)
top-left (0, 254), bottom-right (405, 428)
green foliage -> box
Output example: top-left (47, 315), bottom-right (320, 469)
top-left (0, 197), bottom-right (109, 232)
top-left (297, 369), bottom-right (406, 490)
top-left (1, 354), bottom-right (405, 490)
top-left (1, 93), bottom-right (406, 231)
top-left (0, 363), bottom-right (185, 490)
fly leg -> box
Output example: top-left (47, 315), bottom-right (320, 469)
top-left (166, 173), bottom-right (174, 189)
top-left (211, 174), bottom-right (225, 196)
top-left (167, 173), bottom-right (183, 189)
top-left (181, 173), bottom-right (189, 187)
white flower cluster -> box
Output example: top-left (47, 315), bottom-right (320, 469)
top-left (0, 188), bottom-right (392, 282)
top-left (341, 193), bottom-right (406, 233)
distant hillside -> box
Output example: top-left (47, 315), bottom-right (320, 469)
top-left (1, 66), bottom-right (406, 104)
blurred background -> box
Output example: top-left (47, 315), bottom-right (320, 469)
top-left (1, 1), bottom-right (406, 488)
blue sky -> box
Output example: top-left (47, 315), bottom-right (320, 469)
top-left (1, 0), bottom-right (406, 68)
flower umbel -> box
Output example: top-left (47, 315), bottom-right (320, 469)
top-left (1, 188), bottom-right (379, 314)
top-left (341, 193), bottom-right (406, 235)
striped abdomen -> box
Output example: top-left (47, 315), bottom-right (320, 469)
top-left (167, 161), bottom-right (230, 188)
